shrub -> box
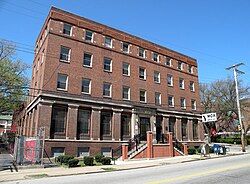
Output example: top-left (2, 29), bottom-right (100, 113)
top-left (56, 155), bottom-right (74, 165)
top-left (68, 158), bottom-right (79, 168)
top-left (101, 157), bottom-right (111, 165)
top-left (188, 147), bottom-right (196, 155)
top-left (209, 146), bottom-right (214, 153)
top-left (95, 153), bottom-right (104, 163)
top-left (84, 156), bottom-right (94, 166)
top-left (196, 147), bottom-right (201, 154)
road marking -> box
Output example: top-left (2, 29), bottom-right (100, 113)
top-left (148, 163), bottom-right (250, 184)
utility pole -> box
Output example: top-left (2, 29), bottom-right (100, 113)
top-left (226, 63), bottom-right (246, 152)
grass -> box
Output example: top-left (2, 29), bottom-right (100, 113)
top-left (101, 167), bottom-right (117, 172)
top-left (26, 173), bottom-right (48, 179)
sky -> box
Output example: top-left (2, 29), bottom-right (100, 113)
top-left (0, 0), bottom-right (250, 86)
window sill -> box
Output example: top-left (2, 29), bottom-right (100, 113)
top-left (123, 98), bottom-right (130, 101)
top-left (168, 85), bottom-right (174, 87)
top-left (168, 106), bottom-right (175, 108)
top-left (57, 88), bottom-right (68, 92)
top-left (140, 101), bottom-right (147, 104)
top-left (123, 74), bottom-right (130, 77)
top-left (104, 70), bottom-right (112, 73)
top-left (82, 92), bottom-right (91, 95)
top-left (103, 95), bottom-right (112, 98)
top-left (83, 65), bottom-right (92, 68)
top-left (154, 82), bottom-right (160, 84)
top-left (139, 78), bottom-right (146, 81)
top-left (60, 60), bottom-right (70, 63)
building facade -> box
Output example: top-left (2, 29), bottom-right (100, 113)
top-left (14, 7), bottom-right (204, 157)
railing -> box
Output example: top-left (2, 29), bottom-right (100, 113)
top-left (173, 138), bottom-right (184, 153)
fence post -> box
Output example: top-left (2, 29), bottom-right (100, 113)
top-left (147, 131), bottom-right (153, 159)
top-left (168, 132), bottom-right (174, 157)
top-left (183, 143), bottom-right (188, 155)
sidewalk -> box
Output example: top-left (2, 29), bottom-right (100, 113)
top-left (0, 147), bottom-right (248, 183)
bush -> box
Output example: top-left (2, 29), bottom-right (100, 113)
top-left (68, 158), bottom-right (79, 168)
top-left (84, 156), bottom-right (94, 166)
top-left (95, 153), bottom-right (104, 163)
top-left (188, 147), bottom-right (196, 155)
top-left (209, 146), bottom-right (214, 153)
top-left (101, 157), bottom-right (111, 165)
top-left (196, 147), bottom-right (201, 154)
top-left (56, 155), bottom-right (74, 165)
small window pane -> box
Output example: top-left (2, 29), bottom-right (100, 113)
top-left (82, 79), bottom-right (91, 94)
top-left (105, 37), bottom-right (112, 48)
top-left (57, 74), bottom-right (68, 90)
top-left (60, 46), bottom-right (70, 61)
top-left (63, 23), bottom-right (72, 36)
top-left (139, 67), bottom-right (146, 79)
top-left (85, 30), bottom-right (93, 41)
top-left (166, 57), bottom-right (172, 66)
top-left (104, 58), bottom-right (112, 72)
top-left (139, 48), bottom-right (145, 57)
top-left (153, 53), bottom-right (158, 62)
top-left (140, 90), bottom-right (146, 102)
top-left (154, 71), bottom-right (160, 83)
top-left (167, 75), bottom-right (173, 86)
top-left (123, 62), bottom-right (130, 76)
top-left (83, 53), bottom-right (92, 67)
top-left (103, 83), bottom-right (111, 97)
top-left (168, 96), bottom-right (174, 107)
top-left (181, 98), bottom-right (186, 109)
top-left (155, 92), bottom-right (161, 105)
top-left (123, 86), bottom-right (130, 100)
top-left (122, 42), bottom-right (129, 53)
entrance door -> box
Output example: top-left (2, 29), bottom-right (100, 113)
top-left (156, 116), bottom-right (163, 143)
top-left (140, 117), bottom-right (150, 141)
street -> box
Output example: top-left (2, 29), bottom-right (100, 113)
top-left (2, 154), bottom-right (250, 184)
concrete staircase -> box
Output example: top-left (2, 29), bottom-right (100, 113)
top-left (128, 143), bottom-right (147, 159)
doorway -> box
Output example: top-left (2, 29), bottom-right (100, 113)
top-left (139, 117), bottom-right (150, 141)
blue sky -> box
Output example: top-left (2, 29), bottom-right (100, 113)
top-left (0, 0), bottom-right (250, 86)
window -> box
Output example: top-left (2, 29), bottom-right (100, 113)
top-left (85, 30), bottom-right (93, 42)
top-left (101, 147), bottom-right (111, 157)
top-left (191, 99), bottom-right (196, 110)
top-left (188, 65), bottom-right (193, 73)
top-left (139, 90), bottom-right (146, 103)
top-left (154, 71), bottom-right (160, 83)
top-left (122, 86), bottom-right (130, 100)
top-left (77, 109), bottom-right (91, 135)
top-left (77, 147), bottom-right (89, 157)
top-left (101, 112), bottom-right (112, 136)
top-left (155, 92), bottom-right (161, 105)
top-left (168, 96), bottom-right (174, 107)
top-left (51, 147), bottom-right (65, 157)
top-left (103, 83), bottom-right (111, 97)
top-left (177, 61), bottom-right (183, 70)
top-left (139, 67), bottom-right (146, 80)
top-left (165, 57), bottom-right (172, 66)
top-left (122, 42), bottom-right (129, 53)
top-left (179, 78), bottom-right (184, 89)
top-left (122, 62), bottom-right (130, 76)
top-left (82, 78), bottom-right (91, 94)
top-left (63, 23), bottom-right (72, 36)
top-left (104, 36), bottom-right (112, 48)
top-left (153, 52), bottom-right (159, 62)
top-left (190, 81), bottom-right (195, 92)
top-left (57, 74), bottom-right (68, 90)
top-left (60, 46), bottom-right (70, 62)
top-left (139, 47), bottom-right (145, 58)
top-left (103, 57), bottom-right (112, 72)
top-left (180, 98), bottom-right (186, 109)
top-left (83, 53), bottom-right (92, 67)
top-left (51, 106), bottom-right (67, 133)
top-left (167, 74), bottom-right (173, 86)
top-left (121, 114), bottom-right (130, 137)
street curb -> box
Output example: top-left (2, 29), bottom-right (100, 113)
top-left (0, 152), bottom-right (249, 183)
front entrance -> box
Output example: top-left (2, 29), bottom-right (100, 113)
top-left (139, 117), bottom-right (150, 141)
top-left (156, 116), bottom-right (163, 143)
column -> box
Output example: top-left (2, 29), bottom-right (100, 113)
top-left (146, 131), bottom-right (153, 159)
top-left (122, 143), bottom-right (129, 161)
top-left (168, 132), bottom-right (174, 157)
top-left (131, 109), bottom-right (138, 138)
top-left (112, 109), bottom-right (122, 141)
top-left (66, 104), bottom-right (79, 140)
top-left (90, 107), bottom-right (101, 140)
top-left (29, 108), bottom-right (35, 137)
top-left (198, 120), bottom-right (205, 141)
top-left (187, 118), bottom-right (193, 141)
top-left (162, 116), bottom-right (169, 134)
top-left (150, 115), bottom-right (156, 142)
top-left (37, 102), bottom-right (53, 139)
top-left (175, 117), bottom-right (182, 140)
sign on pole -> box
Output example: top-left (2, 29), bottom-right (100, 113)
top-left (202, 113), bottom-right (217, 123)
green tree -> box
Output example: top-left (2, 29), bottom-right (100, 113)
top-left (0, 39), bottom-right (29, 113)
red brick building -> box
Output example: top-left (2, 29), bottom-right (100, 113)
top-left (14, 7), bottom-right (204, 157)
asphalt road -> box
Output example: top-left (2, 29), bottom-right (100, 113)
top-left (3, 154), bottom-right (250, 184)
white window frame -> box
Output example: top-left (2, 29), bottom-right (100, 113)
top-left (139, 90), bottom-right (147, 103)
top-left (180, 98), bottom-right (186, 109)
top-left (103, 57), bottom-right (112, 72)
top-left (191, 100), bottom-right (197, 110)
top-left (122, 42), bottom-right (130, 53)
top-left (177, 61), bottom-right (183, 70)
top-left (155, 92), bottom-right (161, 105)
top-left (179, 78), bottom-right (185, 89)
top-left (104, 36), bottom-right (112, 48)
top-left (139, 67), bottom-right (146, 80)
top-left (103, 83), bottom-right (112, 97)
top-left (60, 46), bottom-right (71, 62)
top-left (122, 62), bottom-right (130, 76)
top-left (190, 81), bottom-right (195, 92)
top-left (57, 73), bottom-right (68, 91)
top-left (154, 71), bottom-right (160, 83)
top-left (165, 57), bottom-right (172, 66)
top-left (83, 52), bottom-right (93, 67)
top-left (167, 74), bottom-right (173, 86)
top-left (122, 86), bottom-right (130, 100)
top-left (85, 30), bottom-right (93, 42)
top-left (139, 47), bottom-right (145, 58)
top-left (63, 23), bottom-right (72, 36)
top-left (168, 96), bottom-right (174, 107)
top-left (153, 52), bottom-right (159, 62)
top-left (82, 78), bottom-right (91, 94)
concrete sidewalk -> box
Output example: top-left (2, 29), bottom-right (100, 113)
top-left (0, 148), bottom-right (248, 183)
